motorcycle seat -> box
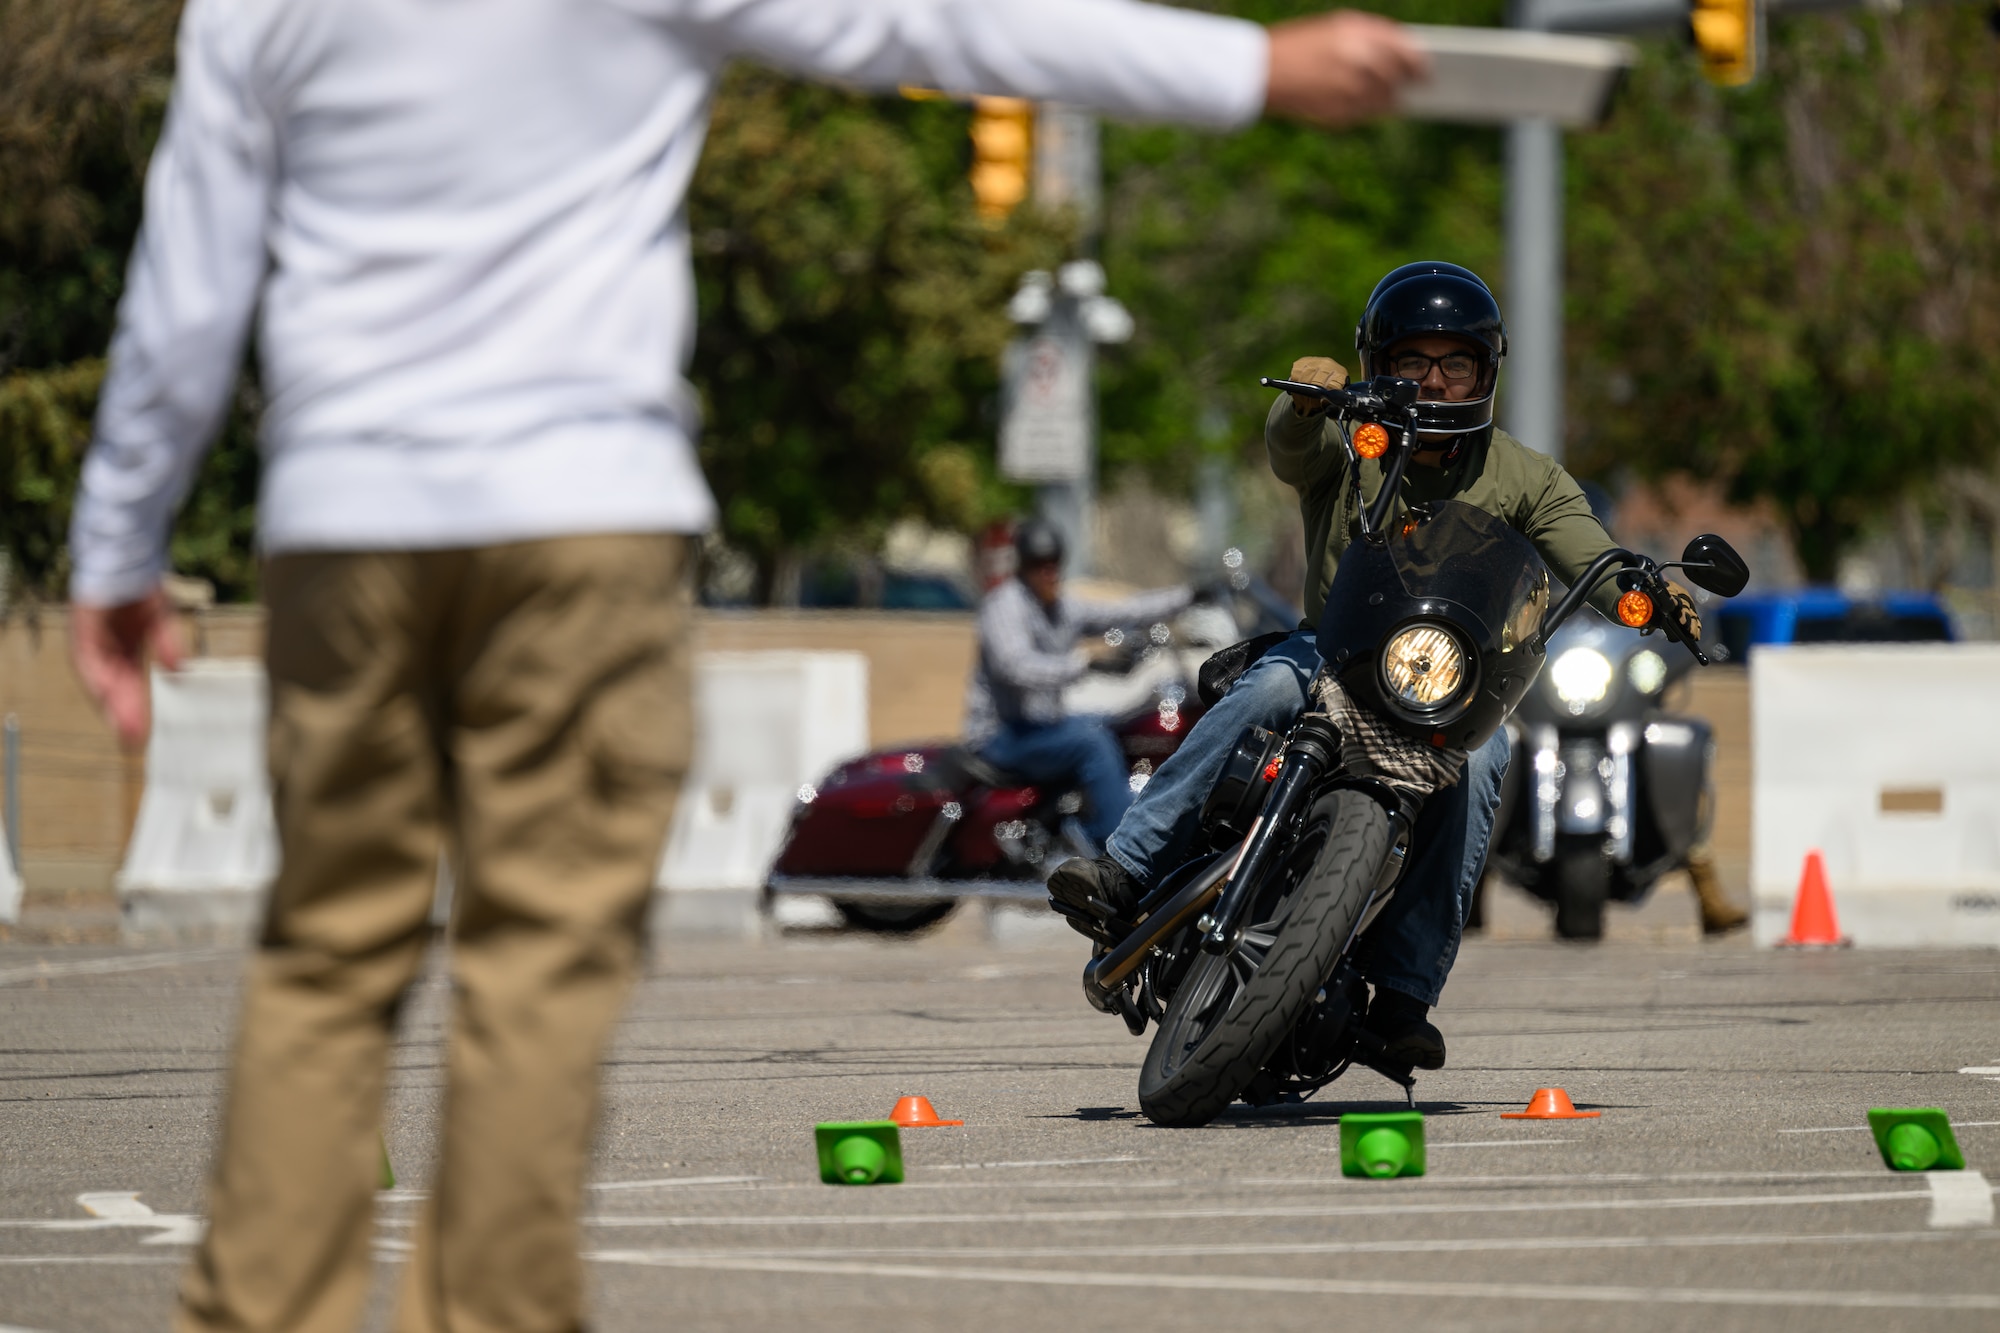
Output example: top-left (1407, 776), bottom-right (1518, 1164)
top-left (938, 746), bottom-right (1034, 790)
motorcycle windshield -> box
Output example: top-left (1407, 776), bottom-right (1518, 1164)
top-left (1383, 500), bottom-right (1548, 649)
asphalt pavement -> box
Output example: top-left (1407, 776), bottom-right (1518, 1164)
top-left (3, 898), bottom-right (1998, 1333)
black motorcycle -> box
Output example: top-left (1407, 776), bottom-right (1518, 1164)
top-left (1077, 372), bottom-right (1749, 1126)
top-left (1485, 610), bottom-right (1723, 939)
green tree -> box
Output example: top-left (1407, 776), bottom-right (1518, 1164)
top-left (688, 67), bottom-right (1065, 594)
top-left (1567, 6), bottom-right (2000, 580)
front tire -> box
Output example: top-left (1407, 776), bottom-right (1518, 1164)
top-left (1137, 790), bottom-right (1393, 1127)
top-left (1553, 845), bottom-right (1609, 941)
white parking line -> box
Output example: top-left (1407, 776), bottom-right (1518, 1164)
top-left (1424, 1139), bottom-right (1577, 1149)
top-left (574, 1184), bottom-right (1940, 1230)
top-left (588, 1176), bottom-right (763, 1192)
top-left (931, 1157), bottom-right (1142, 1171)
top-left (589, 1251), bottom-right (2000, 1311)
top-left (1929, 1172), bottom-right (1996, 1229)
top-left (0, 1256), bottom-right (181, 1267)
top-left (1780, 1121), bottom-right (2000, 1135)
top-left (0, 949), bottom-right (236, 987)
top-left (588, 1225), bottom-right (2000, 1263)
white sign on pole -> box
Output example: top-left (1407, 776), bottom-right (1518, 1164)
top-left (1399, 25), bottom-right (1636, 129)
top-left (999, 325), bottom-right (1090, 483)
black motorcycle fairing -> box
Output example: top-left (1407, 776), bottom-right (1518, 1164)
top-left (1316, 500), bottom-right (1549, 751)
top-left (1640, 715), bottom-right (1713, 860)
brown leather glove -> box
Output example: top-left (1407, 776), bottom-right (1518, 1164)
top-left (1287, 356), bottom-right (1348, 415)
top-left (1664, 579), bottom-right (1702, 642)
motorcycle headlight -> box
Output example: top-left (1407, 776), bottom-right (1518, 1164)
top-left (1548, 647), bottom-right (1614, 715)
top-left (1628, 649), bottom-right (1668, 696)
top-left (1380, 623), bottom-right (1467, 711)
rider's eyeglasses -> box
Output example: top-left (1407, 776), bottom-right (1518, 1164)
top-left (1389, 351), bottom-right (1480, 382)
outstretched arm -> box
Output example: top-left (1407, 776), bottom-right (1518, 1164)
top-left (647, 0), bottom-right (1425, 131)
top-left (1068, 585), bottom-right (1195, 637)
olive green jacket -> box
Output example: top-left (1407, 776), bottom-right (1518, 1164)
top-left (1264, 393), bottom-right (1623, 629)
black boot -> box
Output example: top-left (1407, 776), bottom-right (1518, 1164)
top-left (1362, 987), bottom-right (1447, 1071)
top-left (1046, 855), bottom-right (1140, 940)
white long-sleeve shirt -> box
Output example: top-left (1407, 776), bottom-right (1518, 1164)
top-left (67, 0), bottom-right (1268, 605)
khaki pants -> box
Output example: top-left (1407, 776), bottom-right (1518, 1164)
top-left (178, 534), bottom-right (691, 1333)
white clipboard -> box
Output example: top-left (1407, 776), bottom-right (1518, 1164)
top-left (1399, 25), bottom-right (1638, 129)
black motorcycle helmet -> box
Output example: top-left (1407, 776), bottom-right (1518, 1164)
top-left (1013, 517), bottom-right (1065, 570)
top-left (1354, 261), bottom-right (1507, 456)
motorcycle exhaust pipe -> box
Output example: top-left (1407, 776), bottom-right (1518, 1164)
top-left (1081, 851), bottom-right (1236, 1012)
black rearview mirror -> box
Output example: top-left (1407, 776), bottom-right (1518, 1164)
top-left (1678, 533), bottom-right (1750, 598)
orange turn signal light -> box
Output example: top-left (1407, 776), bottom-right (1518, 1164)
top-left (1616, 589), bottom-right (1655, 628)
top-left (1354, 423), bottom-right (1390, 459)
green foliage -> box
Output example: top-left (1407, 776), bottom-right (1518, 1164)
top-left (688, 67), bottom-right (1066, 591)
top-left (0, 359), bottom-right (104, 597)
top-left (1568, 6), bottom-right (2000, 579)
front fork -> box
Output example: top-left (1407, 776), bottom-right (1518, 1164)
top-left (1197, 712), bottom-right (1342, 955)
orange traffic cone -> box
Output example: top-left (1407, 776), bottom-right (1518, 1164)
top-left (889, 1095), bottom-right (963, 1128)
top-left (1778, 849), bottom-right (1849, 948)
top-left (1500, 1087), bottom-right (1601, 1120)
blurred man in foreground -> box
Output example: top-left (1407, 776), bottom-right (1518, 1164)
top-left (66, 3), bottom-right (1427, 1329)
top-left (966, 518), bottom-right (1192, 851)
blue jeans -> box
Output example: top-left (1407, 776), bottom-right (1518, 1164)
top-left (1106, 630), bottom-right (1508, 1006)
top-left (981, 716), bottom-right (1132, 849)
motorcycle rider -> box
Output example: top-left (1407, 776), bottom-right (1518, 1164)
top-left (1050, 261), bottom-right (1704, 1071)
top-left (965, 519), bottom-right (1193, 852)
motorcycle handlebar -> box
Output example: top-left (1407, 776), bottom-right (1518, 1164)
top-left (1534, 549), bottom-right (1715, 666)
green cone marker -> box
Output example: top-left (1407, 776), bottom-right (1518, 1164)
top-left (814, 1121), bottom-right (905, 1185)
top-left (1867, 1108), bottom-right (1963, 1172)
top-left (1340, 1111), bottom-right (1426, 1179)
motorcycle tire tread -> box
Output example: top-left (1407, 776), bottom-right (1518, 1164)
top-left (1136, 789), bottom-right (1393, 1128)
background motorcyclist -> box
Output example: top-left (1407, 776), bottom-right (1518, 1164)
top-left (964, 519), bottom-right (1193, 851)
top-left (1050, 260), bottom-right (1704, 1071)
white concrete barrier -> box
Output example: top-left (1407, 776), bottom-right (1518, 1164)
top-left (118, 660), bottom-right (277, 942)
top-left (113, 651), bottom-right (868, 941)
top-left (656, 652), bottom-right (869, 936)
top-left (1752, 645), bottom-right (2000, 947)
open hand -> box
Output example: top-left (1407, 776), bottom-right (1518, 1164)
top-left (1265, 11), bottom-right (1429, 126)
top-left (70, 590), bottom-right (184, 750)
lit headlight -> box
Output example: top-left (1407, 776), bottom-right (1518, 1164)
top-left (1548, 647), bottom-right (1613, 714)
top-left (1380, 624), bottom-right (1467, 710)
top-left (1628, 649), bottom-right (1668, 696)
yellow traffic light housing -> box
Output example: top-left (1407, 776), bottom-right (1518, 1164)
top-left (1691, 0), bottom-right (1758, 87)
top-left (970, 97), bottom-right (1033, 222)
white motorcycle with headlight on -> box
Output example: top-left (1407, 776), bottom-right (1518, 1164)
top-left (1485, 608), bottom-right (1720, 940)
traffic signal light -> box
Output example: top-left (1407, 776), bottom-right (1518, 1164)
top-left (1690, 0), bottom-right (1758, 86)
top-left (970, 97), bottom-right (1033, 221)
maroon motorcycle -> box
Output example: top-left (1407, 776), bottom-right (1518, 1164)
top-left (765, 635), bottom-right (1212, 932)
